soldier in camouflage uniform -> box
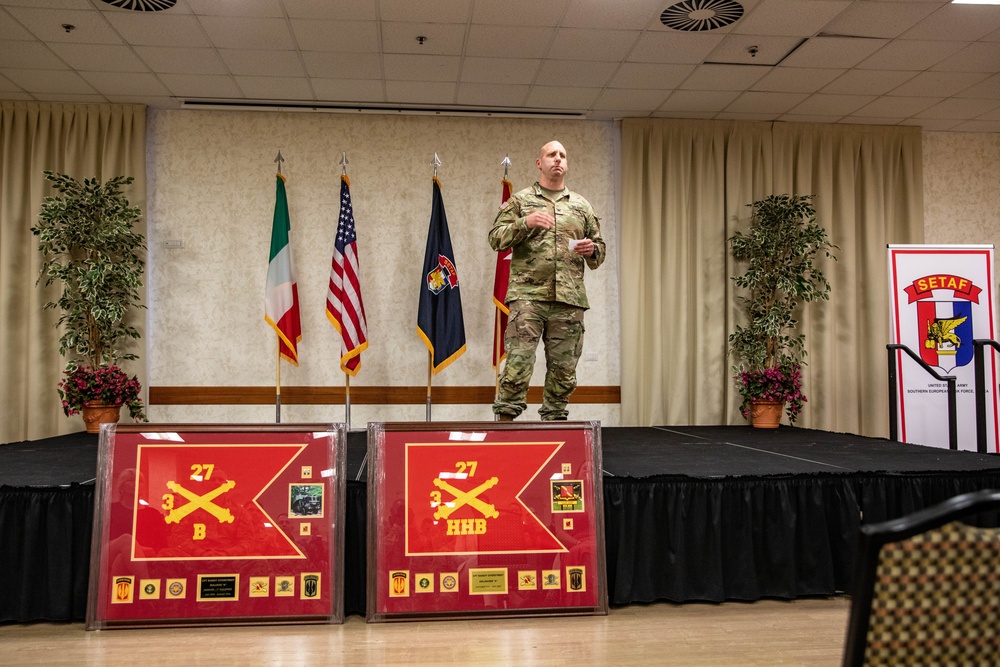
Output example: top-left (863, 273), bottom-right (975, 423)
top-left (489, 140), bottom-right (606, 421)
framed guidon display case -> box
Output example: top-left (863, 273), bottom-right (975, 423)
top-left (366, 421), bottom-right (608, 622)
top-left (86, 424), bottom-right (346, 629)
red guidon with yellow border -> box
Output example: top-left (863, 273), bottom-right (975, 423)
top-left (368, 422), bottom-right (608, 621)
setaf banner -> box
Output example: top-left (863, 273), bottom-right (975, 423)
top-left (888, 244), bottom-right (998, 451)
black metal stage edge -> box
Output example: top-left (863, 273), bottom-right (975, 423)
top-left (3, 425), bottom-right (1000, 623)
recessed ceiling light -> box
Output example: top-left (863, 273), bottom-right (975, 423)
top-left (660, 0), bottom-right (744, 32)
top-left (951, 0), bottom-right (1000, 4)
top-left (99, 0), bottom-right (176, 11)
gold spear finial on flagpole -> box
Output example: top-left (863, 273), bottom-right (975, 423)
top-left (339, 151), bottom-right (348, 176)
top-left (501, 154), bottom-right (511, 179)
top-left (431, 152), bottom-right (442, 179)
top-left (274, 150), bottom-right (284, 174)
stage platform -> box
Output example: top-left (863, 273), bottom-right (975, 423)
top-left (3, 425), bottom-right (1000, 623)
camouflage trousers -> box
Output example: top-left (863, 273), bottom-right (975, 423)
top-left (493, 300), bottom-right (585, 421)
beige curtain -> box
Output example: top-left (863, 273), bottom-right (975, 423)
top-left (0, 102), bottom-right (146, 444)
top-left (620, 118), bottom-right (923, 436)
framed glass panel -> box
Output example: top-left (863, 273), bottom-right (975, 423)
top-left (367, 421), bottom-right (607, 622)
top-left (86, 423), bottom-right (345, 629)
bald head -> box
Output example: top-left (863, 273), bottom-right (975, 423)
top-left (536, 140), bottom-right (567, 189)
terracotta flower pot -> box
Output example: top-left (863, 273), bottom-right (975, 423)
top-left (82, 401), bottom-right (123, 434)
top-left (749, 400), bottom-right (783, 429)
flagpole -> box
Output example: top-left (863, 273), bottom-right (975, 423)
top-left (340, 151), bottom-right (352, 431)
top-left (426, 153), bottom-right (442, 423)
top-left (274, 150), bottom-right (282, 425)
top-left (426, 351), bottom-right (433, 421)
top-left (275, 341), bottom-right (282, 424)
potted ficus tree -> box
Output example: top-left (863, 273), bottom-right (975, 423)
top-left (32, 171), bottom-right (148, 432)
top-left (728, 194), bottom-right (836, 428)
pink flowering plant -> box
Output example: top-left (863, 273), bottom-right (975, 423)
top-left (735, 364), bottom-right (805, 424)
top-left (57, 363), bottom-right (147, 421)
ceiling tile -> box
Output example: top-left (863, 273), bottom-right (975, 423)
top-left (218, 50), bottom-right (306, 78)
top-left (383, 54), bottom-right (461, 82)
top-left (471, 0), bottom-right (570, 27)
top-left (456, 82), bottom-right (529, 107)
top-left (234, 75), bottom-right (314, 100)
top-left (932, 42), bottom-right (1000, 73)
top-left (659, 90), bottom-right (742, 113)
top-left (562, 0), bottom-right (665, 30)
top-left (706, 35), bottom-right (804, 67)
top-left (381, 21), bottom-right (465, 55)
top-left (957, 73), bottom-right (1000, 99)
top-left (103, 13), bottom-right (210, 47)
top-left (33, 92), bottom-right (108, 103)
top-left (820, 2), bottom-right (938, 39)
top-left (292, 20), bottom-right (380, 53)
top-left (915, 97), bottom-right (1000, 120)
top-left (790, 93), bottom-right (877, 115)
top-left (384, 79), bottom-right (456, 105)
top-left (5, 7), bottom-right (122, 44)
top-left (952, 119), bottom-right (1000, 132)
top-left (890, 71), bottom-right (989, 97)
top-left (852, 95), bottom-right (940, 117)
top-left (857, 39), bottom-right (967, 71)
top-left (198, 16), bottom-right (295, 51)
top-left (609, 63), bottom-right (695, 90)
top-left (49, 43), bottom-right (149, 72)
top-left (283, 0), bottom-right (379, 21)
top-left (460, 57), bottom-right (540, 85)
top-left (679, 64), bottom-right (771, 91)
top-left (752, 67), bottom-right (844, 93)
top-left (725, 91), bottom-right (809, 114)
top-left (104, 95), bottom-right (181, 108)
top-left (465, 24), bottom-right (554, 59)
top-left (2, 67), bottom-right (96, 94)
top-left (378, 0), bottom-right (473, 24)
top-left (780, 36), bottom-right (889, 69)
top-left (535, 60), bottom-right (618, 87)
top-left (0, 73), bottom-right (23, 92)
top-left (133, 46), bottom-right (228, 75)
top-left (780, 114), bottom-right (847, 123)
top-left (311, 78), bottom-right (384, 102)
top-left (548, 28), bottom-right (640, 62)
top-left (524, 85), bottom-right (601, 109)
top-left (822, 69), bottom-right (918, 96)
top-left (898, 118), bottom-right (963, 131)
top-left (629, 31), bottom-right (725, 65)
top-left (734, 0), bottom-right (853, 38)
top-left (902, 5), bottom-right (1000, 42)
top-left (158, 73), bottom-right (242, 98)
top-left (185, 0), bottom-right (283, 17)
top-left (593, 87), bottom-right (668, 110)
top-left (0, 10), bottom-right (35, 40)
top-left (79, 70), bottom-right (170, 96)
top-left (1, 40), bottom-right (68, 69)
top-left (302, 52), bottom-right (382, 80)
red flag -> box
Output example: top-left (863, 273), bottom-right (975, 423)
top-left (492, 179), bottom-right (513, 369)
top-left (326, 175), bottom-right (368, 375)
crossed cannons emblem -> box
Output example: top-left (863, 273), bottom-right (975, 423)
top-left (433, 476), bottom-right (500, 520)
top-left (164, 480), bottom-right (236, 524)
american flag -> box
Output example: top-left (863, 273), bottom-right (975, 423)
top-left (326, 174), bottom-right (368, 375)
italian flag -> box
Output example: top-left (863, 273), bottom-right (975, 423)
top-left (264, 173), bottom-right (302, 365)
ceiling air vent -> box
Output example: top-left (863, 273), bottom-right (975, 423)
top-left (99, 0), bottom-right (176, 10)
top-left (660, 0), bottom-right (744, 31)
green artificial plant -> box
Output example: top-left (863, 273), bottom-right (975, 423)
top-left (728, 194), bottom-right (837, 423)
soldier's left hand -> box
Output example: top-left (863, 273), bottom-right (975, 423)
top-left (573, 239), bottom-right (595, 256)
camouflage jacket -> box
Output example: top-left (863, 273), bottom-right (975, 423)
top-left (488, 182), bottom-right (605, 309)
